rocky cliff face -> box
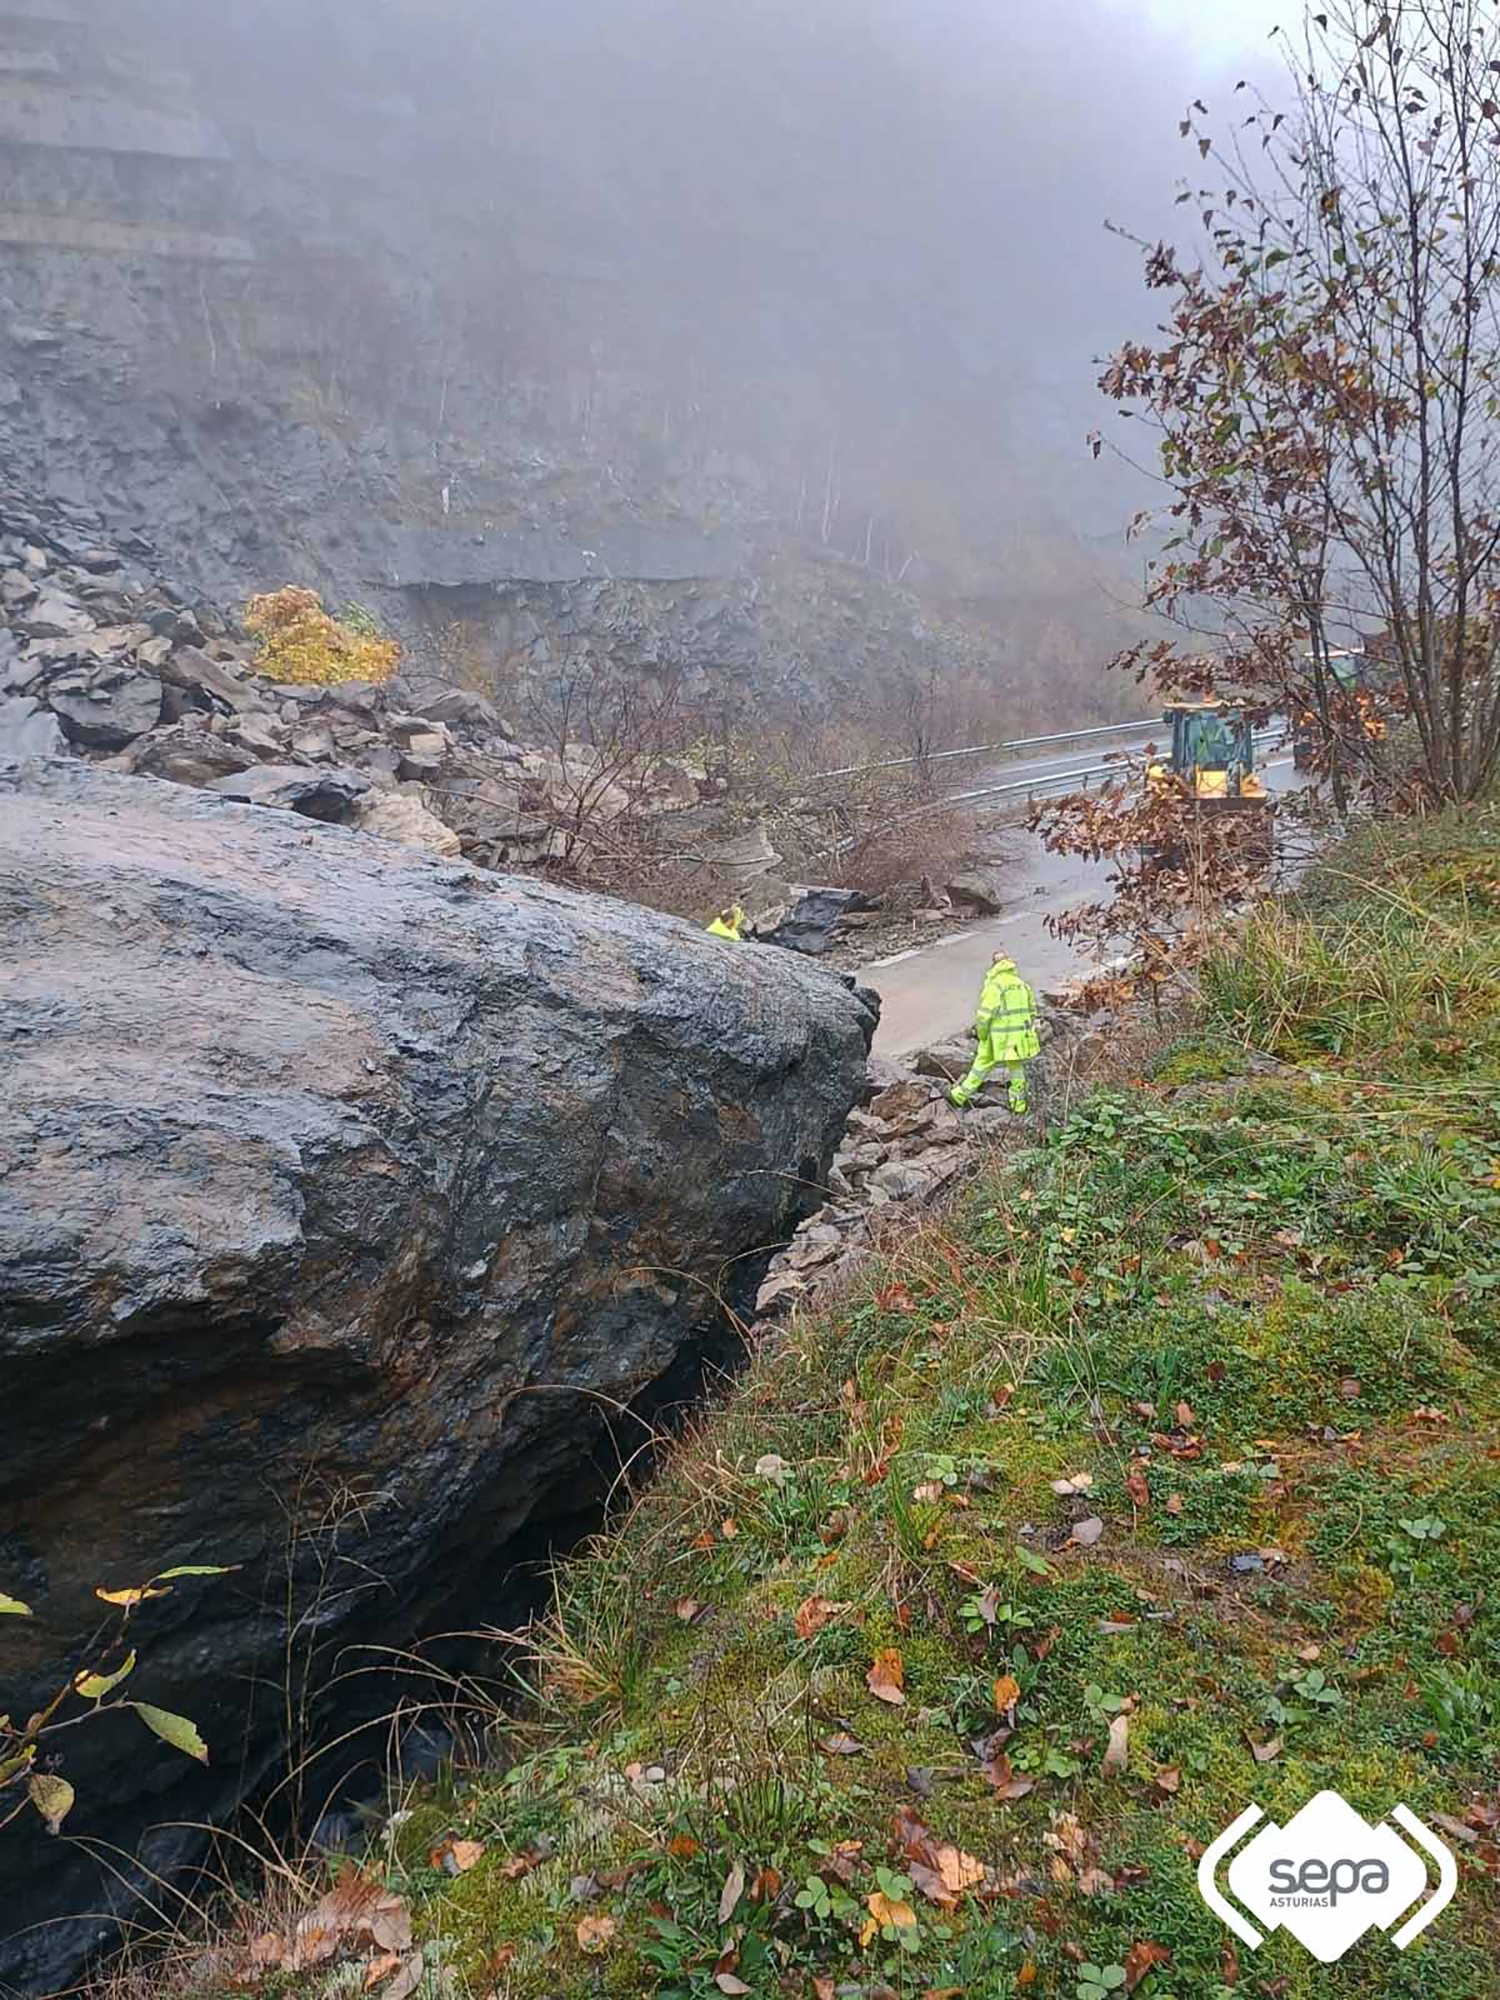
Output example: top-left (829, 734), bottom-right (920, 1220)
top-left (0, 757), bottom-right (875, 1992)
top-left (0, 0), bottom-right (1135, 725)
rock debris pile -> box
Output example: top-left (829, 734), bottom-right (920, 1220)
top-left (753, 1010), bottom-right (1090, 1317)
top-left (0, 493), bottom-right (890, 952)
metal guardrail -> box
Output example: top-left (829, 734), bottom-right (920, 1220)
top-left (810, 716), bottom-right (1159, 783)
top-left (831, 729), bottom-right (1285, 856)
top-left (943, 727), bottom-right (1285, 811)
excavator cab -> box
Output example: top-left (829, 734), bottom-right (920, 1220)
top-left (1144, 698), bottom-right (1273, 875)
top-left (1163, 701), bottom-right (1266, 800)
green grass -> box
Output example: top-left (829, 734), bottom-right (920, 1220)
top-left (301, 807), bottom-right (1500, 2000)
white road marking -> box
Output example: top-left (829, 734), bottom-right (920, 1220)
top-left (869, 929), bottom-right (977, 967)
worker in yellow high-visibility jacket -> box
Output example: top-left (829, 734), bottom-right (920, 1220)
top-left (706, 904), bottom-right (747, 940)
top-left (949, 952), bottom-right (1040, 1113)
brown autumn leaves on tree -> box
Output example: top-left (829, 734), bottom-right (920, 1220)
top-left (1040, 0), bottom-right (1500, 978)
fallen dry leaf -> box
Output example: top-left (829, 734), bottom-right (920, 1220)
top-left (876, 1282), bottom-right (919, 1314)
top-left (429, 1836), bottom-right (485, 1876)
top-left (867, 1648), bottom-right (906, 1704)
top-left (794, 1595), bottom-right (850, 1641)
top-left (893, 1806), bottom-right (987, 1906)
top-left (1153, 1766), bottom-right (1182, 1796)
top-left (813, 1979), bottom-right (836, 2000)
top-left (992, 1673), bottom-right (1021, 1715)
top-left (675, 1597), bottom-right (704, 1623)
top-left (1165, 1493), bottom-right (1184, 1516)
top-left (1429, 1812), bottom-right (1481, 1846)
top-left (1124, 1939), bottom-right (1174, 1991)
top-left (363, 1953), bottom-right (402, 1989)
top-left (752, 1865), bottom-right (782, 1902)
top-left (575, 1914), bottom-right (617, 1954)
top-left (1050, 1472), bottom-right (1095, 1496)
top-left (713, 1946), bottom-right (751, 1996)
top-left (286, 1869), bottom-right (411, 1972)
top-left (824, 1839), bottom-right (864, 1884)
top-left (818, 1731), bottom-right (865, 1756)
top-left (497, 1842), bottom-right (547, 1881)
top-left (1043, 1810), bottom-right (1089, 1871)
top-left (1018, 1960), bottom-right (1038, 1987)
top-left (1126, 1466), bottom-right (1150, 1510)
top-left (862, 1888), bottom-right (919, 1944)
top-left (1248, 1731), bottom-right (1284, 1763)
top-left (379, 1951), bottom-right (424, 2000)
top-left (980, 1747), bottom-right (1036, 1800)
top-left (1102, 1712), bottom-right (1130, 1777)
top-left (718, 1859), bottom-right (746, 1924)
top-left (246, 1931), bottom-right (285, 1973)
top-left (1175, 1401), bottom-right (1196, 1428)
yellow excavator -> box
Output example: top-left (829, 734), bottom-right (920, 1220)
top-left (1149, 700), bottom-right (1268, 802)
top-left (1147, 699), bottom-right (1273, 862)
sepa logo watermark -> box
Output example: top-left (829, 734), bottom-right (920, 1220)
top-left (1198, 1789), bottom-right (1458, 1964)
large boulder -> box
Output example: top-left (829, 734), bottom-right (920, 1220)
top-left (0, 760), bottom-right (875, 1992)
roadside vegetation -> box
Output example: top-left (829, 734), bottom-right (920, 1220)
top-left (140, 804), bottom-right (1500, 2000)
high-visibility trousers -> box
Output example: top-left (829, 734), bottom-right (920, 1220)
top-left (949, 1033), bottom-right (1029, 1113)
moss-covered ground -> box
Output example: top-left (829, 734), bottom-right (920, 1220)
top-left (362, 809), bottom-right (1500, 1999)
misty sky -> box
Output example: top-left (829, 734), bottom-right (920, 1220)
top-left (1115, 0), bottom-right (1288, 59)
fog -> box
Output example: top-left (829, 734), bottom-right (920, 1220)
top-left (118, 0), bottom-right (1284, 617)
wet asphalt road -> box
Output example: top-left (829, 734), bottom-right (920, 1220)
top-left (861, 748), bottom-right (1302, 1055)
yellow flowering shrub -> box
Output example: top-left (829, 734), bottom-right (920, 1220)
top-left (244, 587), bottom-right (400, 687)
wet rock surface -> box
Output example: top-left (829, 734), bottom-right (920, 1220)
top-left (0, 759), bottom-right (875, 1992)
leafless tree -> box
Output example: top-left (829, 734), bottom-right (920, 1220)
top-left (1100, 0), bottom-right (1500, 805)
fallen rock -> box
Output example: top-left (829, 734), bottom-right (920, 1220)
top-left (130, 722), bottom-right (257, 788)
top-left (912, 1038), bottom-right (974, 1081)
top-left (760, 885), bottom-right (874, 956)
top-left (224, 711), bottom-right (287, 759)
top-left (154, 645), bottom-right (265, 716)
top-left (0, 760), bottom-right (874, 1991)
top-left (862, 1053), bottom-right (920, 1094)
top-left (20, 587), bottom-right (93, 639)
top-left (351, 784), bottom-right (463, 859)
top-left (394, 676), bottom-right (505, 730)
top-left (0, 694), bottom-right (65, 761)
top-left (945, 868), bottom-right (1007, 915)
top-left (46, 662), bottom-right (163, 749)
top-left (869, 1148), bottom-right (966, 1202)
top-left (206, 762), bottom-right (373, 821)
top-left (866, 1078), bottom-right (942, 1132)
